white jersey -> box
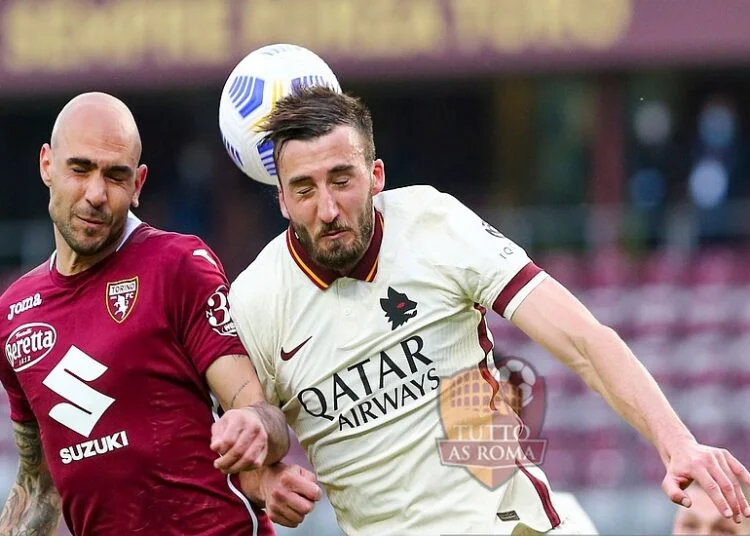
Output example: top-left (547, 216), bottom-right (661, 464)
top-left (230, 186), bottom-right (563, 535)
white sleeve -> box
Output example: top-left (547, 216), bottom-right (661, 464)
top-left (228, 276), bottom-right (281, 406)
top-left (430, 192), bottom-right (547, 319)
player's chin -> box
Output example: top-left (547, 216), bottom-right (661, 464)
top-left (72, 233), bottom-right (111, 256)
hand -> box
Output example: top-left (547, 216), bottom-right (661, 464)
top-left (242, 463), bottom-right (322, 528)
top-left (210, 407), bottom-right (268, 473)
top-left (662, 441), bottom-right (750, 523)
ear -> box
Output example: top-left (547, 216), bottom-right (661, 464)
top-left (371, 159), bottom-right (385, 195)
top-left (39, 143), bottom-right (53, 188)
top-left (277, 185), bottom-right (290, 220)
top-left (130, 164), bottom-right (148, 208)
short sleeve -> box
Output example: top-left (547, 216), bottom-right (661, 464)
top-left (0, 360), bottom-right (35, 423)
top-left (431, 193), bottom-right (547, 319)
top-left (168, 239), bottom-right (248, 376)
top-left (228, 277), bottom-right (280, 406)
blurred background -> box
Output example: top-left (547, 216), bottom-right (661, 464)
top-left (0, 0), bottom-right (749, 534)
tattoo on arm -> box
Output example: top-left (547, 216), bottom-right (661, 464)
top-left (229, 380), bottom-right (251, 410)
top-left (0, 421), bottom-right (61, 536)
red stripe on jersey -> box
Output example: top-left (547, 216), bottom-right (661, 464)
top-left (473, 303), bottom-right (493, 355)
top-left (492, 262), bottom-right (542, 317)
top-left (474, 303), bottom-right (502, 411)
top-left (515, 460), bottom-right (562, 528)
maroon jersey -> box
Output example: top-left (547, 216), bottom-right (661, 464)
top-left (0, 220), bottom-right (273, 536)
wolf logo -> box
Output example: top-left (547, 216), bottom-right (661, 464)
top-left (380, 287), bottom-right (417, 330)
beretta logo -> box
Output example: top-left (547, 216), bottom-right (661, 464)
top-left (5, 322), bottom-right (57, 372)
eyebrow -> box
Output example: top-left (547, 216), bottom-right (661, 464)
top-left (287, 164), bottom-right (357, 188)
top-left (66, 157), bottom-right (134, 176)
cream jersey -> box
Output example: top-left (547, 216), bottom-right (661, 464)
top-left (230, 186), bottom-right (563, 535)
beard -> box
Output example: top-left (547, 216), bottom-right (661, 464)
top-left (52, 203), bottom-right (119, 257)
top-left (293, 196), bottom-right (374, 272)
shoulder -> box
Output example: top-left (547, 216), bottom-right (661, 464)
top-left (0, 261), bottom-right (50, 307)
top-left (128, 225), bottom-right (222, 271)
top-left (230, 232), bottom-right (287, 300)
top-left (376, 185), bottom-right (479, 236)
top-left (377, 185), bottom-right (469, 219)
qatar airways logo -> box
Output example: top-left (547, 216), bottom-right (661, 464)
top-left (7, 293), bottom-right (42, 321)
top-left (5, 322), bottom-right (57, 372)
top-left (297, 335), bottom-right (440, 431)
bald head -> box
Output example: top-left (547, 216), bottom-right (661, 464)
top-left (40, 92), bottom-right (148, 275)
top-left (51, 92), bottom-right (142, 163)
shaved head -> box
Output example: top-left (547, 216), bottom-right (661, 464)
top-left (40, 92), bottom-right (148, 275)
top-left (50, 92), bottom-right (142, 163)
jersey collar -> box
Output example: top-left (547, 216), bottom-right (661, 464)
top-left (48, 211), bottom-right (143, 271)
top-left (286, 210), bottom-right (384, 290)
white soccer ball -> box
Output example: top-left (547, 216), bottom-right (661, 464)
top-left (218, 44), bottom-right (342, 185)
top-left (496, 358), bottom-right (536, 407)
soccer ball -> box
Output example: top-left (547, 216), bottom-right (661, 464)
top-left (218, 44), bottom-right (342, 185)
top-left (496, 358), bottom-right (536, 408)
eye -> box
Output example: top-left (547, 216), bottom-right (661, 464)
top-left (333, 177), bottom-right (350, 186)
top-left (72, 168), bottom-right (87, 174)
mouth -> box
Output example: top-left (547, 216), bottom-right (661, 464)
top-left (77, 215), bottom-right (107, 227)
top-left (320, 229), bottom-right (349, 240)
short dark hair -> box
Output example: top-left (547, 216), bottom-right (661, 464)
top-left (261, 86), bottom-right (376, 171)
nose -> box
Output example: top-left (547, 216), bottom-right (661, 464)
top-left (316, 186), bottom-right (339, 224)
top-left (84, 173), bottom-right (108, 208)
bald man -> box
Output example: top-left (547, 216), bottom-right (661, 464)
top-left (0, 93), bottom-right (319, 535)
top-left (673, 484), bottom-right (750, 536)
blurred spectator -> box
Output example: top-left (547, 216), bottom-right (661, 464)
top-left (672, 484), bottom-right (750, 535)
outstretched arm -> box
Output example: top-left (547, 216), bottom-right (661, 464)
top-left (511, 277), bottom-right (750, 522)
top-left (206, 354), bottom-right (289, 473)
top-left (0, 421), bottom-right (61, 536)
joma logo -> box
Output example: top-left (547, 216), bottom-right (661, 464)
top-left (7, 293), bottom-right (42, 321)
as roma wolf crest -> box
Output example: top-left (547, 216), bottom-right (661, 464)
top-left (106, 277), bottom-right (139, 323)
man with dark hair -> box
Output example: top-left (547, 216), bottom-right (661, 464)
top-left (229, 86), bottom-right (750, 535)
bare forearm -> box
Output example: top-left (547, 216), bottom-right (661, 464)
top-left (578, 326), bottom-right (695, 460)
top-left (0, 422), bottom-right (61, 536)
top-left (239, 466), bottom-right (268, 506)
top-left (248, 402), bottom-right (289, 465)
top-left (0, 482), bottom-right (60, 536)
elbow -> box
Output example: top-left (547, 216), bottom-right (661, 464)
top-left (573, 322), bottom-right (622, 361)
top-left (566, 322), bottom-right (622, 390)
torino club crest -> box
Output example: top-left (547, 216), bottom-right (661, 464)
top-left (437, 356), bottom-right (547, 490)
top-left (106, 277), bottom-right (139, 324)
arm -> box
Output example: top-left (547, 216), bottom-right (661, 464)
top-left (511, 277), bottom-right (750, 520)
top-left (0, 421), bottom-right (61, 536)
top-left (206, 354), bottom-right (289, 472)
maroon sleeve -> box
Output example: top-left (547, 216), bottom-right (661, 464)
top-left (169, 238), bottom-right (248, 376)
top-left (0, 360), bottom-right (36, 423)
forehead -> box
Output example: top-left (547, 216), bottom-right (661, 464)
top-left (55, 107), bottom-right (137, 165)
top-left (277, 125), bottom-right (366, 182)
